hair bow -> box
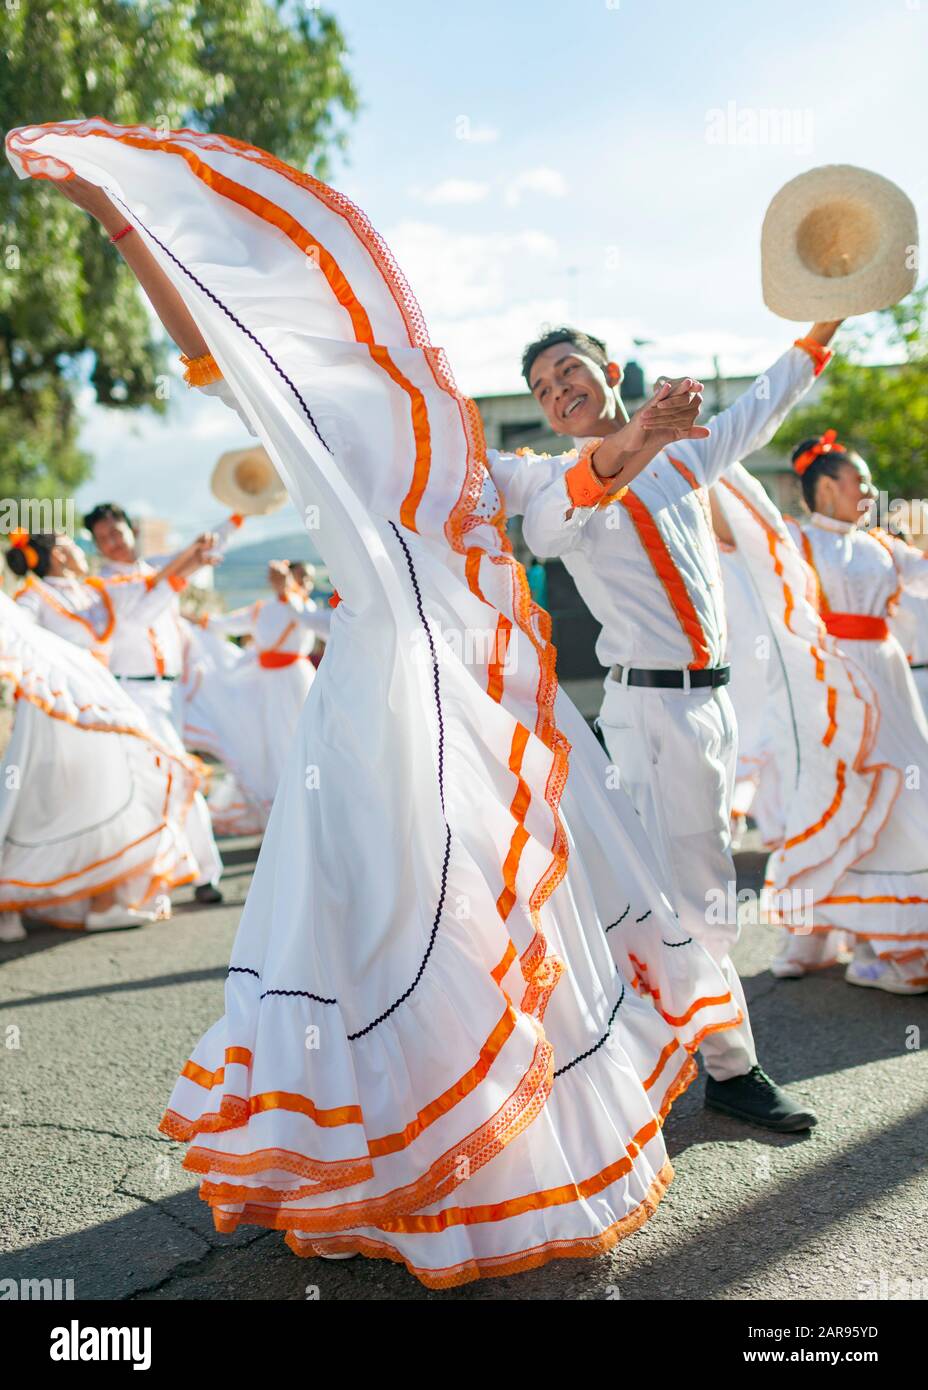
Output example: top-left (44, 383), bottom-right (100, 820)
top-left (793, 428), bottom-right (846, 477)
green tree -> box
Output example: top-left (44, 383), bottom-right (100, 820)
top-left (0, 0), bottom-right (357, 505)
top-left (774, 288), bottom-right (928, 499)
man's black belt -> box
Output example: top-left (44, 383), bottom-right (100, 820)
top-left (113, 673), bottom-right (178, 682)
top-left (609, 663), bottom-right (730, 690)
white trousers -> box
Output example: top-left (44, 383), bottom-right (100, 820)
top-left (598, 676), bottom-right (757, 1081)
top-left (122, 679), bottom-right (223, 889)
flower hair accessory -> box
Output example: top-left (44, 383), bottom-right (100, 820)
top-left (793, 428), bottom-right (846, 477)
top-left (9, 528), bottom-right (39, 570)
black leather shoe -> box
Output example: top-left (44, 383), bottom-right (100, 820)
top-left (705, 1065), bottom-right (817, 1133)
top-left (194, 884), bottom-right (224, 905)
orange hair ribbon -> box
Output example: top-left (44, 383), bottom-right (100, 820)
top-left (9, 528), bottom-right (40, 570)
top-left (793, 428), bottom-right (846, 478)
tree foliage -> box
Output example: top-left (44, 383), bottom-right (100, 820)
top-left (774, 288), bottom-right (928, 500)
top-left (0, 0), bottom-right (357, 502)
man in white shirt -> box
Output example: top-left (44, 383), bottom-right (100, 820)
top-left (85, 502), bottom-right (225, 904)
top-left (516, 322), bottom-right (840, 1132)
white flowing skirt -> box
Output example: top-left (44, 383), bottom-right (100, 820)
top-left (0, 595), bottom-right (202, 925)
top-left (783, 634), bottom-right (928, 976)
top-left (162, 533), bottom-right (743, 1288)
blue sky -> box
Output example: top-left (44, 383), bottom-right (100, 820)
top-left (76, 0), bottom-right (928, 544)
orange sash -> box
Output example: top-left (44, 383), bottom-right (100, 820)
top-left (822, 612), bottom-right (889, 642)
top-left (258, 650), bottom-right (303, 669)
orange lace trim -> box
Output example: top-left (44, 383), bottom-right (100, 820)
top-left (200, 1034), bottom-right (554, 1234)
top-left (281, 1158), bottom-right (674, 1290)
top-left (163, 1000), bottom-right (523, 1163)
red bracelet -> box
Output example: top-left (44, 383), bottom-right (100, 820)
top-left (109, 225), bottom-right (133, 244)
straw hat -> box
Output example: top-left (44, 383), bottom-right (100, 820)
top-left (210, 446), bottom-right (288, 516)
top-left (761, 165), bottom-right (918, 321)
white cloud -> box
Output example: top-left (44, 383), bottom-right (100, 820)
top-left (504, 167), bottom-right (568, 207)
top-left (417, 179), bottom-right (491, 206)
top-left (454, 119), bottom-right (499, 144)
top-left (384, 220), bottom-right (560, 319)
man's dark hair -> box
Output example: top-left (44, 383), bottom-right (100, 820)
top-left (521, 326), bottom-right (610, 389)
top-left (83, 502), bottom-right (133, 535)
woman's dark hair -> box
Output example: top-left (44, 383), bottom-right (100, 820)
top-left (5, 532), bottom-right (56, 579)
top-left (521, 326), bottom-right (609, 388)
top-left (792, 436), bottom-right (863, 512)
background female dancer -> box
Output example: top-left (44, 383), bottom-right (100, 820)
top-left (778, 434), bottom-right (928, 993)
top-left (202, 560), bottom-right (331, 825)
top-left (0, 583), bottom-right (203, 938)
top-left (712, 444), bottom-right (928, 996)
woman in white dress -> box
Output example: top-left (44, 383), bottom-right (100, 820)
top-left (0, 586), bottom-right (203, 938)
top-left (203, 561), bottom-right (331, 823)
top-left (8, 119), bottom-right (749, 1288)
top-left (2, 529), bottom-right (215, 934)
top-left (714, 439), bottom-right (928, 996)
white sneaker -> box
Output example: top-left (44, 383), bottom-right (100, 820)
top-left (0, 913), bottom-right (26, 942)
top-left (845, 956), bottom-right (928, 996)
top-left (84, 905), bottom-right (155, 933)
top-left (309, 1244), bottom-right (357, 1260)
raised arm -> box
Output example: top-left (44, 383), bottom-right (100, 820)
top-left (294, 599), bottom-right (332, 639)
top-left (671, 323), bottom-right (842, 489)
top-left (207, 604), bottom-right (260, 638)
top-left (53, 175), bottom-right (208, 359)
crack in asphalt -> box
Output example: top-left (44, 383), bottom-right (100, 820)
top-left (124, 1232), bottom-right (278, 1301)
top-left (0, 1119), bottom-right (174, 1146)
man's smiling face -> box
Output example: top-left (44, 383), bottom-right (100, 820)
top-left (528, 342), bottom-right (621, 438)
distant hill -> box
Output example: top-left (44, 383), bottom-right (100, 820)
top-left (216, 531), bottom-right (330, 609)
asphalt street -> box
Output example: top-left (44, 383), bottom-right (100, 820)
top-left (1, 837), bottom-right (926, 1302)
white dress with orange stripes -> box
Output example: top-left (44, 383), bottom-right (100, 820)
top-left (772, 513), bottom-right (928, 977)
top-left (13, 570), bottom-right (178, 660)
top-left (202, 593), bottom-right (331, 822)
top-left (0, 590), bottom-right (201, 926)
top-left (6, 118), bottom-right (748, 1289)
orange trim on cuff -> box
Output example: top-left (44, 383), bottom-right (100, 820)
top-left (564, 441), bottom-right (628, 508)
top-left (793, 338), bottom-right (833, 377)
top-left (168, 574), bottom-right (188, 593)
top-left (180, 351), bottom-right (224, 387)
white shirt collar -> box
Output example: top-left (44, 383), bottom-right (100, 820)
top-left (810, 511), bottom-right (860, 534)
